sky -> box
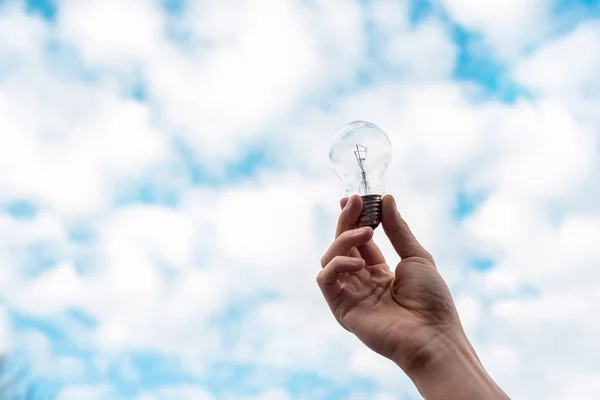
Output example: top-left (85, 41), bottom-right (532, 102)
top-left (0, 0), bottom-right (600, 399)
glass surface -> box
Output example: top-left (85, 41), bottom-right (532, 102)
top-left (329, 121), bottom-right (392, 196)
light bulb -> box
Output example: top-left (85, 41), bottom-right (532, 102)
top-left (329, 120), bottom-right (392, 229)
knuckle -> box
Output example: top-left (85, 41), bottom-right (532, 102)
top-left (338, 229), bottom-right (351, 241)
top-left (341, 229), bottom-right (359, 242)
top-left (412, 254), bottom-right (436, 269)
top-left (419, 249), bottom-right (435, 264)
top-left (320, 255), bottom-right (327, 268)
top-left (330, 255), bottom-right (343, 265)
top-left (316, 269), bottom-right (325, 285)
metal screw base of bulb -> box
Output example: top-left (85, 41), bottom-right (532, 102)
top-left (357, 194), bottom-right (383, 229)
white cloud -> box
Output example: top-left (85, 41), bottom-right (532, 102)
top-left (1, 1), bottom-right (600, 399)
top-left (57, 384), bottom-right (115, 400)
top-left (137, 386), bottom-right (213, 400)
top-left (13, 263), bottom-right (83, 315)
top-left (437, 0), bottom-right (553, 58)
top-left (514, 21), bottom-right (600, 98)
top-left (215, 180), bottom-right (318, 271)
top-left (556, 374), bottom-right (600, 400)
top-left (0, 307), bottom-right (12, 354)
top-left (58, 0), bottom-right (164, 65)
top-left (143, 0), bottom-right (365, 169)
top-left (454, 294), bottom-right (482, 334)
top-left (238, 389), bottom-right (292, 400)
top-left (370, 0), bottom-right (410, 33)
top-left (385, 19), bottom-right (457, 80)
top-left (0, 77), bottom-right (171, 217)
top-left (348, 347), bottom-right (413, 390)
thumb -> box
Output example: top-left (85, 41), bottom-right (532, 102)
top-left (381, 195), bottom-right (434, 263)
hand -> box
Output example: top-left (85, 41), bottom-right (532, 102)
top-left (317, 194), bottom-right (459, 371)
top-left (317, 194), bottom-right (510, 399)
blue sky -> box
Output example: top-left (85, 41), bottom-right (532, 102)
top-left (1, 0), bottom-right (600, 399)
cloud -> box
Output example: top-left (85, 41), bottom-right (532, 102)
top-left (138, 386), bottom-right (214, 400)
top-left (437, 0), bottom-right (554, 58)
top-left (147, 0), bottom-right (365, 170)
top-left (57, 384), bottom-right (115, 400)
top-left (0, 307), bottom-right (11, 354)
top-left (58, 0), bottom-right (164, 65)
top-left (514, 21), bottom-right (600, 98)
top-left (0, 0), bottom-right (599, 399)
top-left (0, 55), bottom-right (171, 217)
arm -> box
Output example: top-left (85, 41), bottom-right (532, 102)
top-left (400, 329), bottom-right (510, 400)
top-left (317, 195), bottom-right (510, 400)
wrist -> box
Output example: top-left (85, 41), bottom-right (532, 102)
top-left (395, 329), bottom-right (509, 400)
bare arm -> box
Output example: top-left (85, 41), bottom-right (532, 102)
top-left (400, 330), bottom-right (510, 399)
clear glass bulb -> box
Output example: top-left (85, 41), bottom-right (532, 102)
top-left (329, 120), bottom-right (392, 229)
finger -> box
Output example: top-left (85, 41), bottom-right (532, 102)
top-left (340, 196), bottom-right (349, 209)
top-left (340, 197), bottom-right (386, 265)
top-left (317, 256), bottom-right (365, 300)
top-left (321, 227), bottom-right (374, 268)
top-left (336, 195), bottom-right (362, 238)
top-left (339, 197), bottom-right (361, 258)
top-left (381, 195), bottom-right (434, 263)
top-left (338, 196), bottom-right (385, 265)
top-left (357, 241), bottom-right (386, 265)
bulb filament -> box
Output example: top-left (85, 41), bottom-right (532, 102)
top-left (354, 144), bottom-right (370, 195)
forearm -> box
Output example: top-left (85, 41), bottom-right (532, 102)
top-left (398, 332), bottom-right (510, 400)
